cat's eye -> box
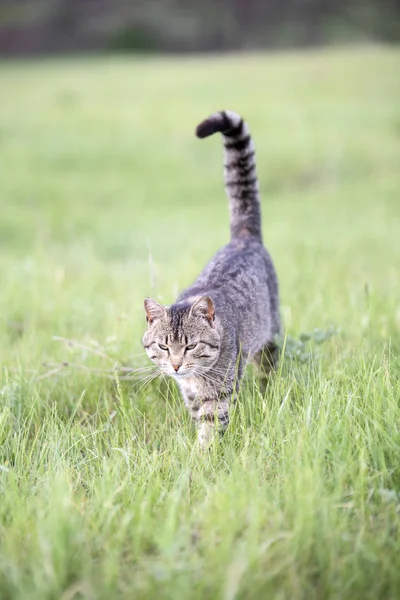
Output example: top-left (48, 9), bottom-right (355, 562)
top-left (186, 343), bottom-right (198, 351)
top-left (158, 343), bottom-right (169, 351)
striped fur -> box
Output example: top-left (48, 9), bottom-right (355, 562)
top-left (196, 110), bottom-right (261, 240)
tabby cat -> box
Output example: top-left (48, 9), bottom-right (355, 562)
top-left (142, 110), bottom-right (280, 447)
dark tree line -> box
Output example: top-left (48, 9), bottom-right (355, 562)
top-left (0, 0), bottom-right (399, 56)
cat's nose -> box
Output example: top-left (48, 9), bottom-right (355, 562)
top-left (172, 364), bottom-right (180, 372)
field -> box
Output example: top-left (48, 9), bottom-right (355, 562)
top-left (1, 46), bottom-right (400, 599)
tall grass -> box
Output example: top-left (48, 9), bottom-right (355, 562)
top-left (0, 46), bottom-right (400, 599)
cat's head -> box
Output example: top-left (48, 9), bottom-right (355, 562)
top-left (142, 296), bottom-right (221, 379)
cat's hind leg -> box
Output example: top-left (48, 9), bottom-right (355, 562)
top-left (253, 341), bottom-right (279, 392)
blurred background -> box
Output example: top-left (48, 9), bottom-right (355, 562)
top-left (1, 0), bottom-right (399, 56)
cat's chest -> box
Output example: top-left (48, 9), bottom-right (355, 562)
top-left (177, 377), bottom-right (199, 400)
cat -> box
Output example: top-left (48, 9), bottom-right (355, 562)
top-left (142, 110), bottom-right (281, 447)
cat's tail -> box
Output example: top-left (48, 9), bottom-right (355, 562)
top-left (196, 110), bottom-right (262, 241)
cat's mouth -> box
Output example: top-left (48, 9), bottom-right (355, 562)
top-left (170, 371), bottom-right (192, 379)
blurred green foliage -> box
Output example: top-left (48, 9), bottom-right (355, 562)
top-left (0, 0), bottom-right (399, 56)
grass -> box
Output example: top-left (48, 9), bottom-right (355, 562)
top-left (1, 45), bottom-right (400, 599)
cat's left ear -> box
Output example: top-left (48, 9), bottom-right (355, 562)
top-left (189, 296), bottom-right (215, 323)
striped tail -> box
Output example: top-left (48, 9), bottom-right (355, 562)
top-left (196, 110), bottom-right (262, 241)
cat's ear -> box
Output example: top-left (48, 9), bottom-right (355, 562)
top-left (144, 298), bottom-right (166, 323)
top-left (189, 296), bottom-right (215, 323)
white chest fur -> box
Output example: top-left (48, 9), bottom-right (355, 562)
top-left (177, 377), bottom-right (198, 397)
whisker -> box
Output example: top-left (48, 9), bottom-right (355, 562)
top-left (119, 367), bottom-right (159, 385)
top-left (117, 368), bottom-right (159, 382)
top-left (192, 369), bottom-right (224, 386)
top-left (195, 364), bottom-right (230, 374)
top-left (132, 370), bottom-right (162, 396)
top-left (130, 368), bottom-right (160, 382)
top-left (120, 366), bottom-right (157, 376)
top-left (194, 367), bottom-right (229, 380)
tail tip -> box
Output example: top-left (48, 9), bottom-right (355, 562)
top-left (195, 110), bottom-right (243, 139)
top-left (195, 119), bottom-right (218, 139)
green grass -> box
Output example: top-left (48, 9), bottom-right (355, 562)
top-left (1, 45), bottom-right (400, 599)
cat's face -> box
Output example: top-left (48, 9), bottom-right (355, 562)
top-left (142, 296), bottom-right (221, 379)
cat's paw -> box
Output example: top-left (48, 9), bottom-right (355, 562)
top-left (197, 422), bottom-right (215, 450)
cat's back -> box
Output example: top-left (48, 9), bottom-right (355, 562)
top-left (180, 236), bottom-right (278, 305)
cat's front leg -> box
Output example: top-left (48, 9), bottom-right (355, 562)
top-left (195, 395), bottom-right (231, 449)
top-left (180, 382), bottom-right (231, 449)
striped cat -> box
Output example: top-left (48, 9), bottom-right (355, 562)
top-left (142, 110), bottom-right (281, 447)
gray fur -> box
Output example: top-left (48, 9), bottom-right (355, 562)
top-left (142, 110), bottom-right (281, 447)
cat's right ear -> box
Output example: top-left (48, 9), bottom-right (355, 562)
top-left (144, 298), bottom-right (166, 324)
